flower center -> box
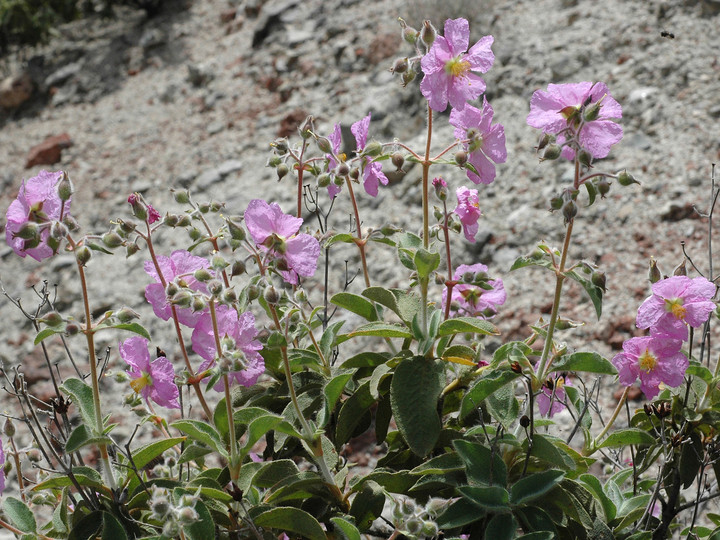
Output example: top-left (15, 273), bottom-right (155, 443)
top-left (445, 56), bottom-right (471, 78)
top-left (264, 233), bottom-right (287, 254)
top-left (637, 349), bottom-right (658, 373)
top-left (130, 371), bottom-right (152, 393)
top-left (665, 298), bottom-right (687, 320)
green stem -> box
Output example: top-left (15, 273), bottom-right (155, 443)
top-left (345, 176), bottom-right (371, 288)
top-left (586, 386), bottom-right (629, 455)
top-left (224, 374), bottom-right (239, 481)
top-left (420, 102), bottom-right (433, 336)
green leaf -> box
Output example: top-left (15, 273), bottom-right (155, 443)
top-left (341, 352), bottom-right (389, 368)
top-left (687, 363), bottom-right (713, 384)
top-left (436, 498), bottom-right (485, 528)
top-left (460, 369), bottom-right (521, 419)
top-left (253, 460), bottom-right (300, 488)
top-left (566, 268), bottom-right (603, 320)
top-left (510, 253), bottom-right (555, 272)
top-left (101, 512), bottom-right (128, 540)
top-left (130, 437), bottom-right (185, 470)
top-left (510, 469), bottom-right (565, 505)
top-left (390, 356), bottom-right (445, 457)
top-left (336, 382), bottom-right (375, 446)
top-left (516, 533), bottom-right (555, 540)
top-left (597, 428), bottom-right (655, 449)
top-left (253, 507), bottom-right (326, 540)
top-left (453, 440), bottom-right (507, 487)
top-left (110, 322), bottom-right (151, 340)
top-left (330, 516), bottom-right (362, 540)
top-left (362, 287), bottom-right (422, 325)
top-left (414, 248), bottom-right (440, 280)
top-left (318, 371), bottom-right (354, 428)
top-left (33, 467), bottom-right (106, 493)
top-left (349, 480), bottom-right (385, 531)
top-left (34, 326), bottom-right (66, 345)
top-left (348, 322), bottom-right (412, 339)
top-left (485, 382), bottom-right (519, 430)
top-left (486, 513), bottom-right (518, 540)
top-left (60, 378), bottom-right (99, 432)
top-left (241, 414), bottom-right (303, 456)
top-left (65, 423), bottom-right (113, 453)
top-left (85, 240), bottom-right (114, 255)
top-left (325, 233), bottom-right (356, 247)
top-left (437, 317), bottom-right (499, 337)
top-left (68, 511), bottom-right (102, 540)
top-left (550, 352), bottom-right (617, 375)
top-left (331, 293), bottom-right (378, 322)
top-left (578, 473), bottom-right (616, 521)
top-left (3, 497), bottom-right (36, 534)
top-left (52, 489), bottom-right (69, 534)
top-left (584, 180), bottom-right (597, 206)
top-left (458, 485), bottom-right (510, 511)
top-left (170, 420), bottom-right (228, 457)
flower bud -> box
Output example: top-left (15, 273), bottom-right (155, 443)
top-left (116, 307), bottom-right (140, 323)
top-left (401, 70), bottom-right (416, 87)
top-left (57, 172), bottom-right (74, 201)
top-left (541, 144), bottom-right (561, 161)
top-left (173, 189), bottom-right (190, 204)
top-left (333, 174), bottom-right (345, 186)
top-left (583, 102), bottom-right (601, 122)
top-left (198, 203), bottom-right (210, 214)
top-left (271, 138), bottom-right (289, 155)
top-left (27, 448), bottom-right (42, 462)
top-left (591, 271), bottom-right (606, 292)
top-left (150, 496), bottom-right (172, 519)
top-left (578, 150), bottom-right (592, 168)
top-left (562, 200), bottom-right (577, 223)
top-left (519, 414), bottom-right (530, 427)
top-left (422, 520), bottom-right (439, 537)
top-left (226, 218), bottom-right (246, 241)
top-left (192, 268), bottom-right (211, 282)
top-left (171, 290), bottom-right (193, 308)
top-left (299, 115), bottom-right (314, 139)
top-left (125, 243), bottom-right (140, 257)
top-left (455, 150), bottom-right (468, 166)
top-left (420, 20), bottom-right (436, 47)
top-left (75, 246), bottom-right (92, 266)
top-left (294, 288), bottom-right (307, 303)
top-left (336, 163), bottom-right (350, 177)
top-left (49, 221), bottom-right (68, 241)
top-left (102, 231), bottom-right (124, 248)
top-left (390, 57), bottom-right (408, 74)
top-left (263, 286), bottom-right (280, 304)
top-left (364, 140), bottom-right (383, 157)
top-left (648, 258), bottom-right (661, 284)
top-left (276, 163), bottom-right (289, 180)
top-left (247, 284), bottom-right (260, 301)
top-left (165, 214), bottom-right (180, 227)
top-left (317, 173), bottom-right (331, 188)
top-left (46, 236), bottom-right (60, 253)
top-left (231, 260), bottom-right (246, 277)
top-left (536, 133), bottom-right (551, 151)
top-left (65, 323), bottom-right (80, 336)
top-left (210, 201), bottom-right (223, 212)
top-left (597, 178), bottom-right (610, 198)
top-left (176, 506), bottom-right (199, 525)
top-left (3, 418), bottom-right (16, 438)
top-left (191, 296), bottom-right (207, 313)
top-left (316, 136), bottom-right (332, 153)
top-left (189, 227), bottom-right (203, 241)
top-left (391, 153), bottom-right (404, 170)
top-left (380, 224), bottom-right (401, 236)
top-left (176, 215), bottom-right (191, 227)
top-left (398, 18), bottom-right (418, 44)
top-left (118, 219), bottom-right (137, 234)
top-left (128, 193), bottom-right (147, 221)
top-left (211, 255), bottom-right (228, 271)
top-left (617, 170), bottom-right (639, 186)
top-left (549, 196), bottom-right (564, 211)
top-left (114, 370), bottom-right (130, 383)
top-left (63, 214), bottom-right (80, 231)
top-left (673, 260), bottom-right (687, 276)
top-left (405, 517), bottom-right (423, 535)
top-left (162, 521), bottom-right (180, 538)
top-left (433, 207), bottom-right (443, 221)
top-left (16, 222), bottom-right (39, 240)
top-left (349, 167), bottom-right (360, 180)
top-left (207, 279), bottom-right (224, 297)
top-left (222, 288), bottom-right (237, 304)
top-left (165, 282), bottom-right (179, 297)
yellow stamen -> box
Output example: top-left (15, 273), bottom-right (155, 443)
top-left (637, 349), bottom-right (657, 373)
top-left (665, 298), bottom-right (687, 320)
top-left (445, 57), bottom-right (471, 78)
top-left (130, 372), bottom-right (152, 393)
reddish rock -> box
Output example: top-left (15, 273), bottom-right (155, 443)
top-left (220, 7), bottom-right (236, 23)
top-left (277, 109), bottom-right (308, 138)
top-left (25, 133), bottom-right (73, 169)
top-left (0, 73), bottom-right (33, 108)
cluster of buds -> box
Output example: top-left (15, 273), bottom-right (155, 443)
top-left (549, 188), bottom-right (578, 224)
top-left (390, 496), bottom-right (444, 539)
top-left (390, 18), bottom-right (436, 87)
top-left (148, 487), bottom-right (201, 538)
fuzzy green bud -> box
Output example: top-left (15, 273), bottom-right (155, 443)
top-left (617, 170), bottom-right (639, 186)
top-left (391, 152), bottom-right (404, 170)
top-left (191, 296), bottom-right (206, 313)
top-left (583, 102), bottom-right (601, 122)
top-left (75, 246), bottom-right (91, 266)
top-left (207, 279), bottom-right (223, 297)
top-left (189, 227), bottom-right (203, 241)
top-left (455, 150), bottom-right (468, 166)
top-left (50, 221), bottom-right (68, 240)
top-left (649, 258), bottom-right (662, 284)
top-left (173, 189), bottom-right (190, 204)
top-left (398, 18), bottom-right (418, 44)
top-left (65, 323), bottom-right (80, 336)
top-left (380, 224), bottom-right (401, 236)
top-left (542, 144), bottom-right (561, 161)
top-left (364, 140), bottom-right (383, 157)
top-left (317, 173), bottom-right (331, 188)
top-left (102, 231), bottom-right (124, 248)
top-left (591, 271), bottom-right (606, 292)
top-left (401, 69), bottom-right (416, 86)
top-left (57, 172), bottom-right (74, 201)
top-left (420, 20), bottom-right (436, 47)
top-left (276, 163), bottom-right (289, 180)
top-left (390, 57), bottom-right (409, 74)
top-left (165, 282), bottom-right (179, 296)
top-left (222, 288), bottom-right (237, 304)
top-left (562, 200), bottom-right (578, 223)
top-left (537, 133), bottom-right (551, 151)
top-left (194, 268), bottom-right (213, 282)
top-left (118, 219), bottom-right (137, 234)
top-left (164, 214), bottom-right (180, 227)
top-left (673, 260), bottom-right (687, 276)
top-left (336, 163), bottom-right (350, 177)
top-left (176, 215), bottom-right (192, 227)
top-left (16, 222), bottom-right (39, 240)
top-left (231, 260), bottom-right (246, 277)
top-left (247, 284), bottom-right (260, 301)
top-left (550, 196), bottom-right (564, 210)
top-left (271, 138), bottom-right (289, 155)
top-left (3, 418), bottom-right (15, 438)
top-left (316, 136), bottom-right (332, 153)
top-left (349, 167), bottom-right (360, 180)
top-left (263, 285), bottom-right (280, 304)
top-left (171, 290), bottom-right (193, 308)
top-left (116, 307), bottom-right (140, 323)
top-left (597, 178), bottom-right (610, 197)
top-left (211, 255), bottom-right (229, 271)
top-left (63, 214), bottom-right (80, 231)
top-left (578, 150), bottom-right (592, 168)
top-left (125, 243), bottom-right (140, 257)
top-left (294, 288), bottom-right (308, 303)
top-left (42, 311), bottom-right (64, 327)
top-left (198, 203), bottom-right (210, 214)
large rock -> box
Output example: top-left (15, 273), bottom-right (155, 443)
top-left (0, 72), bottom-right (33, 109)
top-left (24, 133), bottom-right (73, 169)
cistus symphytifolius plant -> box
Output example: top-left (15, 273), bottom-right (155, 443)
top-left (2, 12), bottom-right (719, 540)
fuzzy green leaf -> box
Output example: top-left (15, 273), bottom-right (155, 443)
top-left (331, 293), bottom-right (378, 322)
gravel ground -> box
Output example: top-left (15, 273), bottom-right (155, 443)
top-left (1, 0), bottom-right (719, 534)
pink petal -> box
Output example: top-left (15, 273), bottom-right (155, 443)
top-left (578, 120), bottom-right (623, 159)
top-left (443, 18), bottom-right (469, 55)
top-left (421, 72), bottom-right (449, 112)
top-left (351, 114), bottom-right (371, 150)
top-left (120, 336), bottom-right (151, 372)
top-left (285, 234), bottom-right (320, 278)
top-left (467, 150), bottom-right (496, 185)
top-left (466, 35), bottom-right (495, 73)
top-left (483, 124), bottom-right (507, 163)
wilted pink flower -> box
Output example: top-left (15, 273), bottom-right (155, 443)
top-left (612, 335), bottom-right (687, 400)
top-left (455, 186), bottom-right (481, 242)
top-left (537, 376), bottom-right (570, 418)
top-left (527, 82), bottom-right (623, 160)
top-left (244, 199), bottom-right (320, 285)
top-left (144, 250), bottom-right (212, 327)
top-left (449, 97), bottom-right (506, 185)
top-left (636, 276), bottom-right (716, 340)
top-left (351, 114), bottom-right (388, 197)
top-left (326, 123), bottom-right (343, 199)
top-left (191, 305), bottom-right (264, 390)
top-left (442, 263), bottom-right (506, 318)
top-left (128, 193), bottom-right (161, 224)
top-left (5, 170), bottom-right (68, 261)
top-left (120, 337), bottom-right (180, 409)
top-left (420, 18), bottom-right (494, 112)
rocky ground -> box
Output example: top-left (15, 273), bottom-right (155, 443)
top-left (0, 0), bottom-right (719, 533)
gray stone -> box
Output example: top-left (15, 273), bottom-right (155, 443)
top-left (217, 160), bottom-right (243, 176)
top-left (45, 61), bottom-right (82, 88)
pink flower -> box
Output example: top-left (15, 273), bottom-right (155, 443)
top-left (351, 114), bottom-right (388, 197)
top-left (244, 199), bottom-right (320, 285)
top-left (120, 337), bottom-right (180, 409)
top-left (527, 82), bottom-right (623, 160)
top-left (191, 305), bottom-right (264, 390)
top-left (442, 263), bottom-right (506, 318)
top-left (612, 335), bottom-right (688, 400)
top-left (128, 193), bottom-right (161, 224)
top-left (455, 186), bottom-right (481, 242)
top-left (5, 170), bottom-right (68, 261)
top-left (326, 123), bottom-right (343, 199)
top-left (537, 376), bottom-right (570, 418)
top-left (420, 18), bottom-right (494, 112)
top-left (636, 276), bottom-right (716, 340)
top-left (144, 250), bottom-right (212, 328)
top-left (449, 97), bottom-right (506, 185)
